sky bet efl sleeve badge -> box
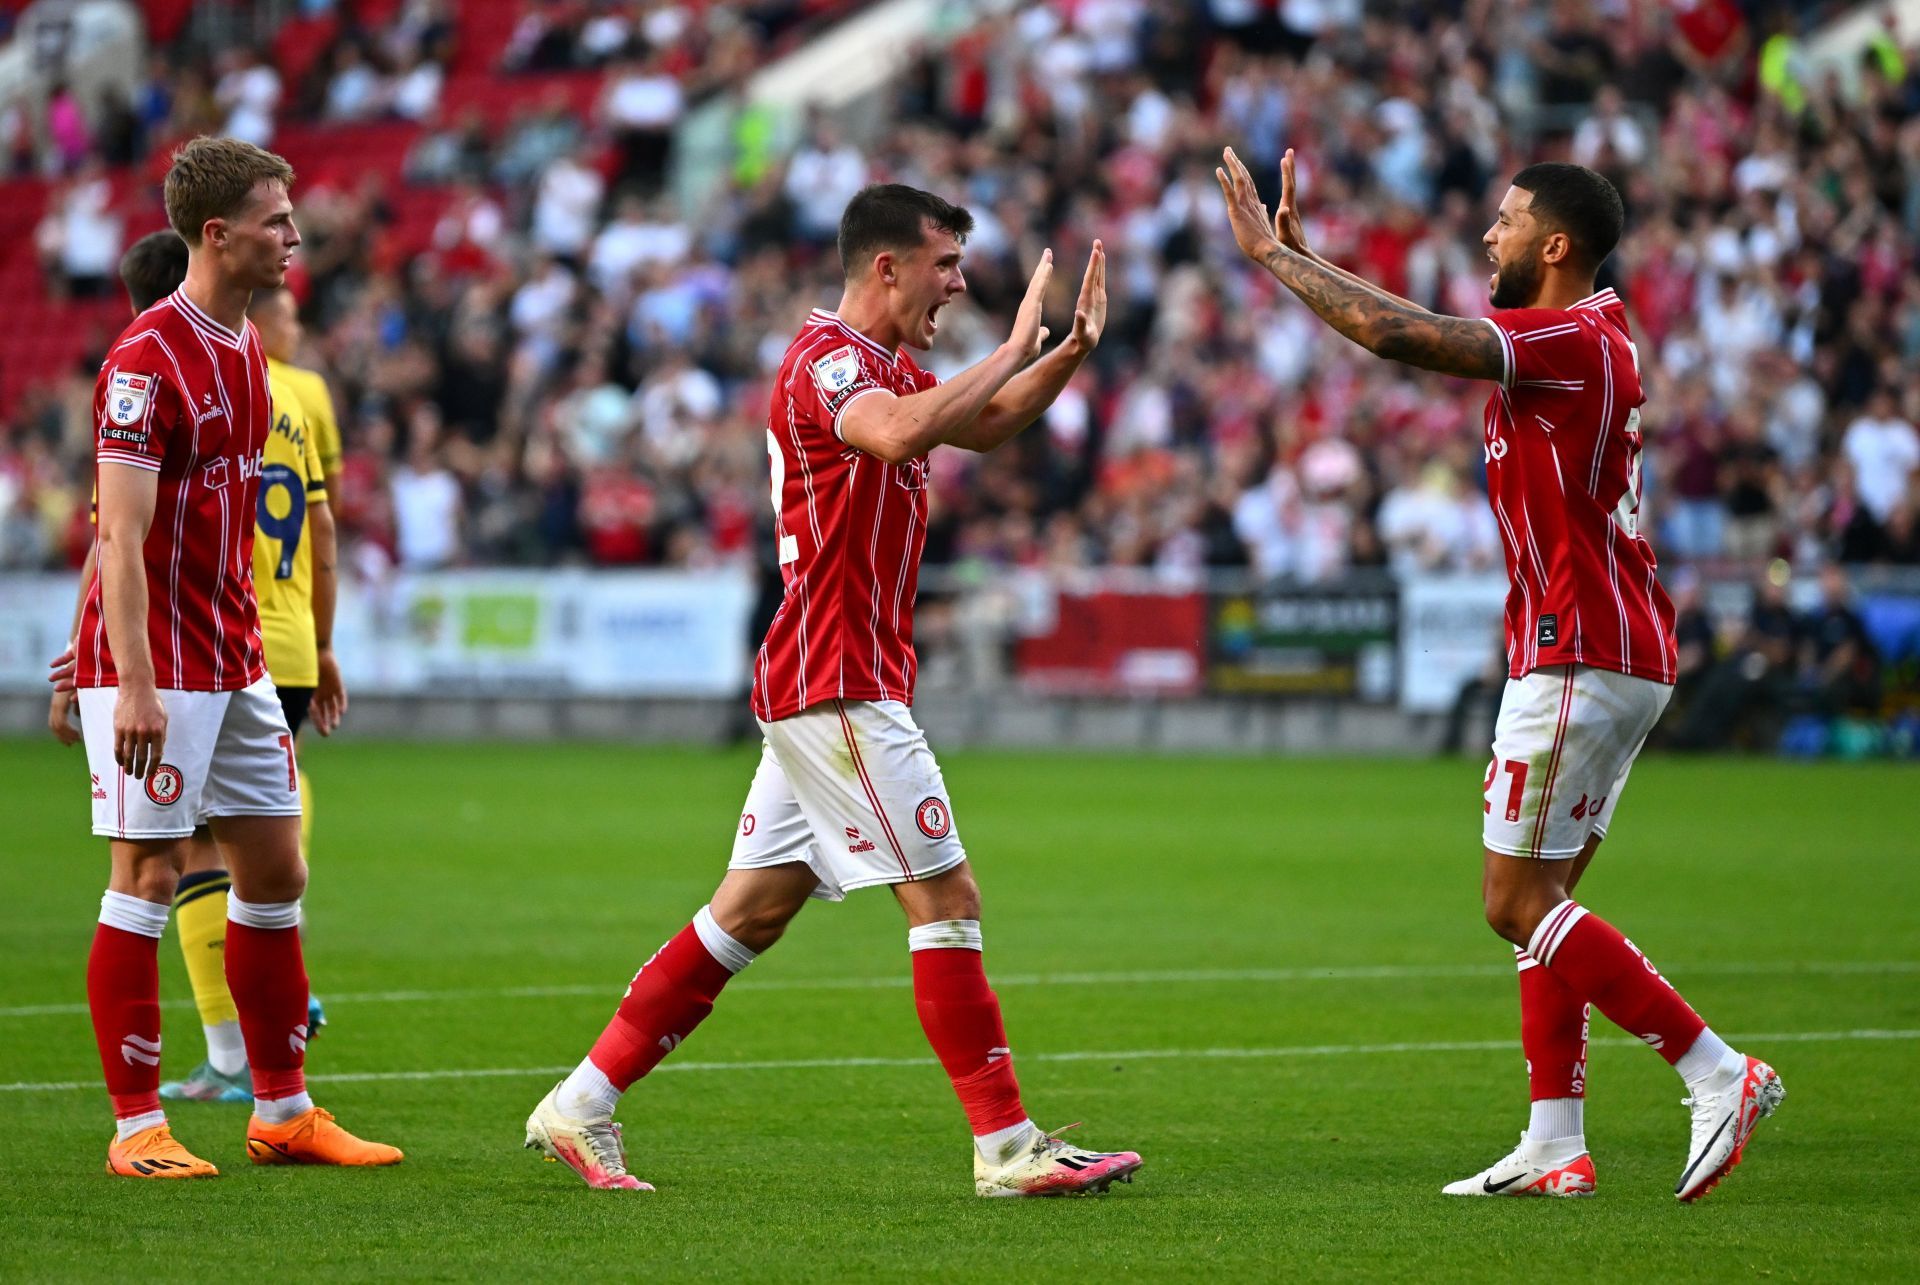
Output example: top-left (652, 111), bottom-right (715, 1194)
top-left (809, 345), bottom-right (861, 395)
top-left (106, 370), bottom-right (155, 429)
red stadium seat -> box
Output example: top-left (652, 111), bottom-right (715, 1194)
top-left (438, 69), bottom-right (605, 134)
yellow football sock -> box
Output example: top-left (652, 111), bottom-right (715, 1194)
top-left (300, 767), bottom-right (313, 860)
top-left (172, 870), bottom-right (238, 1028)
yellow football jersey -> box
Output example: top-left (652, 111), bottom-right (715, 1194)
top-left (254, 357), bottom-right (330, 687)
top-left (273, 361), bottom-right (342, 480)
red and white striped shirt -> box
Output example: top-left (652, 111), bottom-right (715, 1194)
top-left (752, 310), bottom-right (940, 721)
top-left (76, 290), bottom-right (271, 692)
top-left (1480, 288), bottom-right (1677, 683)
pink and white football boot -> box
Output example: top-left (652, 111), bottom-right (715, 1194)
top-left (974, 1123), bottom-right (1142, 1198)
top-left (524, 1083), bottom-right (653, 1191)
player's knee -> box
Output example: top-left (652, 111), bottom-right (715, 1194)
top-left (1481, 889), bottom-right (1534, 947)
top-left (719, 901), bottom-right (796, 953)
top-left (128, 861), bottom-right (181, 904)
top-left (234, 857), bottom-right (308, 905)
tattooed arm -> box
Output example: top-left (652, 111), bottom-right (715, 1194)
top-left (1217, 147), bottom-right (1504, 383)
top-left (1256, 242), bottom-right (1504, 379)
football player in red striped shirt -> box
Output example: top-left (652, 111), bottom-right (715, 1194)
top-left (77, 136), bottom-right (398, 1177)
top-left (527, 185), bottom-right (1141, 1197)
top-left (1217, 148), bottom-right (1781, 1202)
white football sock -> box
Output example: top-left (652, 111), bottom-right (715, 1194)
top-left (99, 890), bottom-right (169, 938)
top-left (1524, 1098), bottom-right (1585, 1156)
top-left (974, 1118), bottom-right (1037, 1165)
top-left (558, 1058), bottom-right (620, 1122)
top-left (1674, 1027), bottom-right (1743, 1090)
top-left (116, 1108), bottom-right (167, 1141)
top-left (909, 919), bottom-right (983, 952)
top-left (692, 905), bottom-right (758, 974)
top-left (227, 896), bottom-right (302, 931)
top-left (253, 1090), bottom-right (314, 1124)
top-left (204, 1020), bottom-right (247, 1076)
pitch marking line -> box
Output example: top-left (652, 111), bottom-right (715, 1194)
top-left (0, 959), bottom-right (1912, 1020)
top-left (1, 1028), bottom-right (1914, 1095)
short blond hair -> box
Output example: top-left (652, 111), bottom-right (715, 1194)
top-left (163, 135), bottom-right (295, 246)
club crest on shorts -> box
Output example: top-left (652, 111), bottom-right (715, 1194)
top-left (107, 370), bottom-right (154, 428)
top-left (915, 797), bottom-right (951, 839)
top-left (145, 764), bottom-right (184, 806)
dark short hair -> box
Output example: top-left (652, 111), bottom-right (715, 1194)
top-left (119, 229), bottom-right (190, 312)
top-left (837, 184), bottom-right (974, 277)
top-left (1510, 162), bottom-right (1624, 273)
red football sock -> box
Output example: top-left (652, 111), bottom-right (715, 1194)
top-left (225, 921), bottom-right (311, 1101)
top-left (1516, 948), bottom-right (1589, 1100)
top-left (589, 924), bottom-right (736, 1090)
top-left (88, 923), bottom-right (164, 1119)
top-left (1528, 901), bottom-right (1706, 1066)
top-left (913, 948), bottom-right (1027, 1135)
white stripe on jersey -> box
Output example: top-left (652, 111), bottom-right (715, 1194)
top-left (186, 323), bottom-right (239, 688)
top-left (866, 457), bottom-right (887, 700)
top-left (810, 309), bottom-right (897, 365)
top-left (890, 476), bottom-right (918, 660)
top-left (137, 326), bottom-right (200, 685)
top-left (1595, 330), bottom-right (1632, 673)
top-left (1517, 323), bottom-right (1581, 342)
top-left (780, 379), bottom-right (817, 712)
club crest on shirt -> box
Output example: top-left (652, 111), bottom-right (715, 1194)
top-left (810, 345), bottom-right (861, 395)
top-left (106, 370), bottom-right (154, 428)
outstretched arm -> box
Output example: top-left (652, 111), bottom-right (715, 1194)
top-left (1217, 147), bottom-right (1502, 382)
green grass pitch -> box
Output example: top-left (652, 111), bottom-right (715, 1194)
top-left (1, 737), bottom-right (1916, 1280)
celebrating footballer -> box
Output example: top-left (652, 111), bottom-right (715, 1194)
top-left (1216, 145), bottom-right (1783, 1203)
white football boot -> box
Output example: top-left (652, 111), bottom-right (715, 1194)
top-left (524, 1083), bottom-right (653, 1191)
top-left (1442, 1134), bottom-right (1596, 1197)
top-left (1675, 1055), bottom-right (1784, 1203)
top-left (974, 1123), bottom-right (1142, 1197)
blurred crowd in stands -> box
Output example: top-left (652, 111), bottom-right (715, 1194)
top-left (0, 0), bottom-right (1917, 604)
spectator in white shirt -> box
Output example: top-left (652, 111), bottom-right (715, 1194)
top-left (215, 47), bottom-right (281, 145)
top-left (589, 195), bottom-right (691, 295)
top-left (785, 118), bottom-right (868, 246)
top-left (391, 430), bottom-right (464, 570)
top-left (532, 153), bottom-right (606, 260)
top-left (1842, 387), bottom-right (1920, 524)
top-left (600, 53), bottom-right (684, 192)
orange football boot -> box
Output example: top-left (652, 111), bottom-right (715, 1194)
top-left (106, 1124), bottom-right (219, 1179)
top-left (247, 1107), bottom-right (403, 1166)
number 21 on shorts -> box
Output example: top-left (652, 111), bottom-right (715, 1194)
top-left (1484, 757), bottom-right (1529, 823)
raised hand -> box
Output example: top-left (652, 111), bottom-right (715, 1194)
top-left (1273, 148), bottom-right (1309, 255)
top-left (1215, 146), bottom-right (1281, 264)
top-left (1070, 239), bottom-right (1107, 352)
top-left (1007, 248), bottom-right (1054, 363)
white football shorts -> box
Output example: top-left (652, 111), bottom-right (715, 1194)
top-left (729, 698), bottom-right (965, 901)
top-left (79, 676), bottom-right (302, 840)
top-left (1482, 664), bottom-right (1672, 860)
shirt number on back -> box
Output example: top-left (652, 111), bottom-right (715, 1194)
top-left (767, 430), bottom-right (797, 565)
top-left (256, 463), bottom-right (305, 579)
